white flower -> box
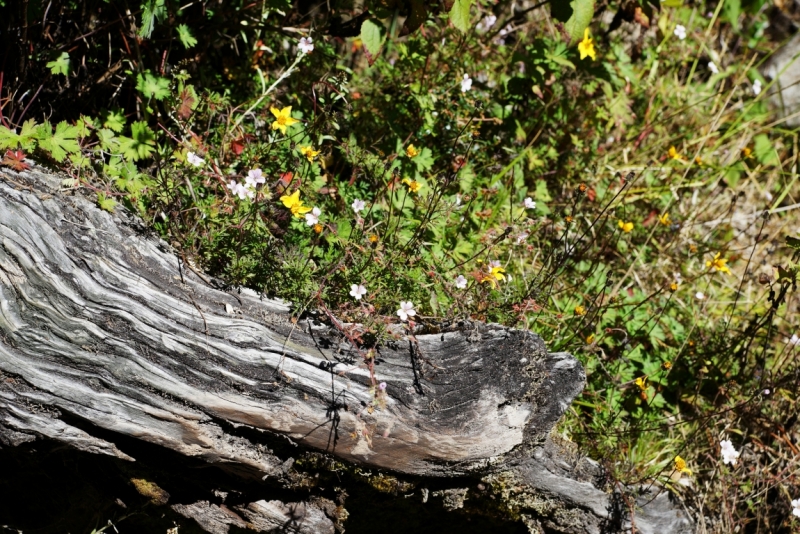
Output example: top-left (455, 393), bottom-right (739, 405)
top-left (351, 198), bottom-right (366, 214)
top-left (305, 207), bottom-right (321, 226)
top-left (349, 284), bottom-right (367, 300)
top-left (298, 37), bottom-right (314, 54)
top-left (792, 499), bottom-right (800, 517)
top-left (455, 275), bottom-right (468, 289)
top-left (524, 197), bottom-right (536, 209)
top-left (461, 73), bottom-right (473, 93)
top-left (488, 260), bottom-right (501, 269)
top-left (753, 79), bottom-right (762, 96)
top-left (397, 301), bottom-right (417, 321)
top-left (720, 439), bottom-right (740, 466)
top-left (187, 152), bottom-right (204, 167)
top-left (227, 180), bottom-right (250, 200)
top-left (708, 61), bottom-right (719, 74)
top-left (477, 14), bottom-right (497, 32)
top-left (695, 292), bottom-right (705, 300)
top-left (674, 25), bottom-right (687, 40)
top-left (516, 232), bottom-right (529, 245)
top-left (246, 168), bottom-right (265, 187)
top-left (789, 334), bottom-right (800, 346)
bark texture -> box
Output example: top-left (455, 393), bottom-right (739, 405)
top-left (0, 165), bottom-right (694, 534)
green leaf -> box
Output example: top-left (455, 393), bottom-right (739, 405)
top-left (139, 0), bottom-right (167, 38)
top-left (551, 0), bottom-right (595, 44)
top-left (46, 52), bottom-right (70, 76)
top-left (103, 109), bottom-right (126, 133)
top-left (97, 192), bottom-right (117, 213)
top-left (360, 19), bottom-right (384, 58)
top-left (753, 134), bottom-right (779, 165)
top-left (136, 71), bottom-right (171, 101)
top-left (117, 121), bottom-right (156, 161)
top-left (0, 125), bottom-right (22, 150)
top-left (37, 121), bottom-right (81, 162)
top-left (176, 24), bottom-right (197, 48)
top-left (413, 147), bottom-right (434, 172)
top-left (449, 0), bottom-right (472, 33)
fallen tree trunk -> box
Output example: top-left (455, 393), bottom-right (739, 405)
top-left (0, 164), bottom-right (694, 534)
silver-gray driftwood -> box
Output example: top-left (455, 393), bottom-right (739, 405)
top-left (0, 165), bottom-right (694, 534)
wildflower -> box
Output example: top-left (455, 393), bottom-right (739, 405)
top-left (279, 190), bottom-right (313, 217)
top-left (313, 223), bottom-right (323, 233)
top-left (720, 439), bottom-right (740, 466)
top-left (455, 275), bottom-right (468, 289)
top-left (674, 24), bottom-right (687, 40)
top-left (706, 252), bottom-right (730, 274)
top-left (659, 213), bottom-right (671, 226)
top-left (187, 152), bottom-right (204, 167)
top-left (695, 156), bottom-right (703, 166)
top-left (406, 144), bottom-right (420, 158)
top-left (477, 14), bottom-right (497, 32)
top-left (574, 305), bottom-right (586, 316)
top-left (298, 36), bottom-right (314, 54)
top-left (351, 198), bottom-right (366, 214)
top-left (792, 499), bottom-right (800, 518)
top-left (753, 79), bottom-right (762, 96)
top-left (299, 146), bottom-right (320, 162)
top-left (674, 456), bottom-right (692, 475)
top-left (378, 381), bottom-right (387, 391)
top-left (741, 147), bottom-right (753, 159)
top-left (270, 106), bottom-right (300, 134)
top-left (670, 282), bottom-right (678, 292)
top-left (305, 206), bottom-right (321, 226)
top-left (461, 73), bottom-right (473, 93)
top-left (662, 361), bottom-right (673, 370)
top-left (586, 334), bottom-right (595, 344)
top-left (246, 168), bottom-right (265, 187)
top-left (578, 28), bottom-right (596, 60)
top-left (397, 301), bottom-right (417, 321)
top-left (789, 334), bottom-right (800, 346)
top-left (708, 61), bottom-right (719, 74)
top-left (618, 220), bottom-right (634, 233)
top-left (516, 232), bottom-right (529, 245)
top-left (524, 197), bottom-right (536, 209)
top-left (695, 292), bottom-right (705, 300)
top-left (635, 375), bottom-right (647, 392)
top-left (368, 234), bottom-right (379, 243)
top-left (402, 178), bottom-right (422, 193)
top-left (349, 284), bottom-right (367, 300)
top-left (482, 262), bottom-right (506, 288)
top-left (565, 216), bottom-right (573, 224)
top-left (668, 146), bottom-right (683, 160)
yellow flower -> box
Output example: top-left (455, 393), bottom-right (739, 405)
top-left (694, 156), bottom-right (703, 166)
top-left (402, 178), bottom-right (422, 193)
top-left (659, 213), bottom-right (671, 226)
top-left (300, 146), bottom-right (320, 162)
top-left (635, 375), bottom-right (647, 392)
top-left (706, 252), bottom-right (730, 275)
top-left (279, 190), bottom-right (313, 218)
top-left (662, 361), bottom-right (673, 370)
top-left (670, 282), bottom-right (678, 292)
top-left (668, 146), bottom-right (683, 160)
top-left (481, 266), bottom-right (506, 288)
top-left (406, 144), bottom-right (420, 158)
top-left (741, 147), bottom-right (753, 159)
top-left (368, 234), bottom-right (379, 243)
top-left (270, 106), bottom-right (300, 134)
top-left (586, 334), bottom-right (595, 344)
top-left (578, 28), bottom-right (596, 60)
top-left (674, 456), bottom-right (692, 475)
top-left (313, 223), bottom-right (323, 234)
top-left (574, 305), bottom-right (586, 316)
top-left (618, 220), bottom-right (634, 233)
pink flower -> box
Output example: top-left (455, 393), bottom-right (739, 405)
top-left (396, 301), bottom-right (416, 321)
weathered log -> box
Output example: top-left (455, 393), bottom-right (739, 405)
top-left (0, 164), bottom-right (694, 533)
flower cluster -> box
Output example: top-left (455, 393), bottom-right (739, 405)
top-left (720, 439), bottom-right (740, 466)
top-left (227, 169), bottom-right (265, 200)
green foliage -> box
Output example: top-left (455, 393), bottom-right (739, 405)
top-left (139, 0), bottom-right (167, 38)
top-left (118, 121), bottom-right (156, 161)
top-left (176, 24), bottom-right (197, 48)
top-left (449, 0), bottom-right (472, 33)
top-left (360, 19), bottom-right (384, 58)
top-left (136, 71), bottom-right (171, 101)
top-left (37, 121), bottom-right (81, 162)
top-left (46, 52), bottom-right (70, 76)
top-left (551, 0), bottom-right (595, 44)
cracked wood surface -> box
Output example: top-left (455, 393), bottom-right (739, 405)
top-left (0, 165), bottom-right (695, 534)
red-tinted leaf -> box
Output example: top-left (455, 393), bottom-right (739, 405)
top-left (177, 88), bottom-right (197, 120)
top-left (2, 150), bottom-right (30, 171)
